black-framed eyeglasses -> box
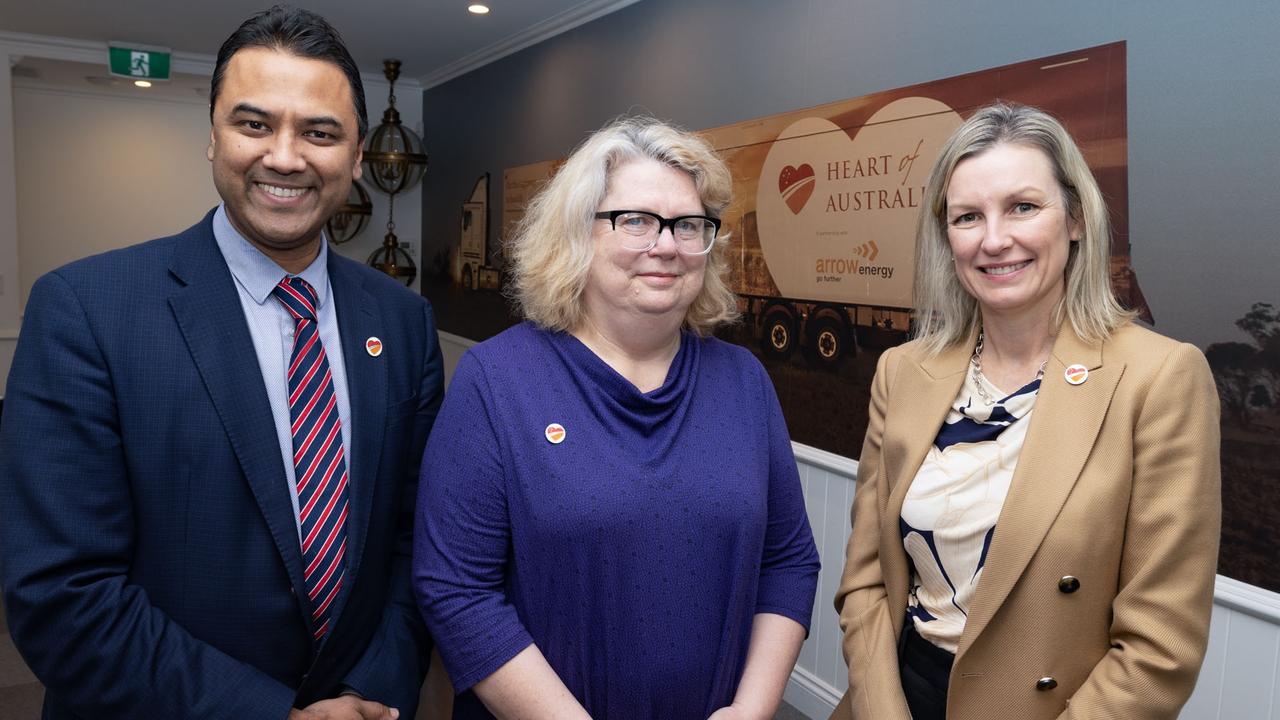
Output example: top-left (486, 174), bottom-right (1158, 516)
top-left (594, 210), bottom-right (721, 255)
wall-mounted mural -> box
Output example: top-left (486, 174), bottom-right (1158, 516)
top-left (420, 42), bottom-right (1280, 593)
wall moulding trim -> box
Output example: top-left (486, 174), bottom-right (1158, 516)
top-left (792, 441), bottom-right (860, 478)
top-left (13, 82), bottom-right (210, 108)
top-left (789, 665), bottom-right (842, 706)
top-left (1213, 574), bottom-right (1280, 624)
top-left (418, 0), bottom-right (644, 89)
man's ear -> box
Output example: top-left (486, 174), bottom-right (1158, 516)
top-left (207, 128), bottom-right (216, 162)
top-left (351, 144), bottom-right (363, 181)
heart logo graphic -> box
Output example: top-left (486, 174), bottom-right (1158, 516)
top-left (778, 164), bottom-right (816, 214)
top-left (754, 97), bottom-right (963, 305)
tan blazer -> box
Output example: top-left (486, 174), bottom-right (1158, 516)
top-left (830, 323), bottom-right (1221, 720)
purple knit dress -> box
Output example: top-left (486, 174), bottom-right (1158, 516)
top-left (414, 322), bottom-right (819, 719)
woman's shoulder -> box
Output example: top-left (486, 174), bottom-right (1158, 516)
top-left (452, 322), bottom-right (555, 384)
top-left (697, 333), bottom-right (755, 362)
top-left (691, 334), bottom-right (782, 395)
top-left (875, 336), bottom-right (933, 372)
top-left (695, 334), bottom-right (772, 377)
top-left (463, 321), bottom-right (549, 362)
top-left (1103, 323), bottom-right (1208, 374)
top-left (885, 336), bottom-right (932, 359)
top-left (1088, 324), bottom-right (1215, 401)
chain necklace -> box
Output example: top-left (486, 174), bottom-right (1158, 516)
top-left (970, 329), bottom-right (1047, 406)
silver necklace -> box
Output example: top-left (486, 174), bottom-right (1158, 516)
top-left (969, 329), bottom-right (1047, 406)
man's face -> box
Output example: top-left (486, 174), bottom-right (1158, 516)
top-left (208, 47), bottom-right (362, 265)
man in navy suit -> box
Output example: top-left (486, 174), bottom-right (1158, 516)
top-left (0, 7), bottom-right (441, 719)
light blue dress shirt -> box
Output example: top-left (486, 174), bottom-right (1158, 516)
top-left (212, 204), bottom-right (352, 536)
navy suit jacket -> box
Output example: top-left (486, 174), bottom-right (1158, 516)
top-left (0, 211), bottom-right (443, 718)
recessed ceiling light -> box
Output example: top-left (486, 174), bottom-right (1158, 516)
top-left (468, 4), bottom-right (490, 14)
top-left (134, 80), bottom-right (152, 88)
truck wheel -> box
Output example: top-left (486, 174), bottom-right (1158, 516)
top-left (761, 306), bottom-right (798, 360)
top-left (462, 265), bottom-right (474, 291)
top-left (808, 315), bottom-right (852, 368)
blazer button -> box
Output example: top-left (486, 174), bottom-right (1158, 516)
top-left (1058, 576), bottom-right (1081, 593)
top-left (1036, 677), bottom-right (1058, 691)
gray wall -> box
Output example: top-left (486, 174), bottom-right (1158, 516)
top-left (421, 0), bottom-right (1280, 350)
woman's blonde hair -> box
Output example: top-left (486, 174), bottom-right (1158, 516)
top-left (506, 116), bottom-right (738, 336)
top-left (913, 103), bottom-right (1133, 353)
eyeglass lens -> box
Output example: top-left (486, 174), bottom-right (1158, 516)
top-left (609, 211), bottom-right (716, 253)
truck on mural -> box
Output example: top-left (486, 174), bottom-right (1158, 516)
top-left (708, 97), bottom-right (963, 365)
top-left (701, 41), bottom-right (1142, 367)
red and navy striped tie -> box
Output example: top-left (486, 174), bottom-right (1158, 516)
top-left (273, 276), bottom-right (349, 642)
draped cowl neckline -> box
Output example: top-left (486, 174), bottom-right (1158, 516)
top-left (545, 329), bottom-right (700, 440)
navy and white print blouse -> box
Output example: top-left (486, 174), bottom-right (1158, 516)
top-left (899, 366), bottom-right (1041, 653)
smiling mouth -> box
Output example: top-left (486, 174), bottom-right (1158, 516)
top-left (982, 260), bottom-right (1031, 276)
top-left (256, 182), bottom-right (308, 199)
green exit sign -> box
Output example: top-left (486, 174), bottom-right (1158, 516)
top-left (108, 43), bottom-right (171, 81)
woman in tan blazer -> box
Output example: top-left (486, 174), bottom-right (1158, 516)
top-left (832, 104), bottom-right (1221, 720)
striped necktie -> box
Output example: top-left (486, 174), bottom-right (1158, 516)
top-left (272, 276), bottom-right (349, 642)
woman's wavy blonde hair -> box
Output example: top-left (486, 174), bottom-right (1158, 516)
top-left (913, 103), bottom-right (1133, 354)
top-left (506, 116), bottom-right (738, 336)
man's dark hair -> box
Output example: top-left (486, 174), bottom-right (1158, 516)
top-left (210, 5), bottom-right (369, 139)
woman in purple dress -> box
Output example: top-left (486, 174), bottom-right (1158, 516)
top-left (413, 117), bottom-right (820, 720)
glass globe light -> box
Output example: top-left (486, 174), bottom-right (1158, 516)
top-left (362, 60), bottom-right (428, 196)
top-left (326, 180), bottom-right (372, 244)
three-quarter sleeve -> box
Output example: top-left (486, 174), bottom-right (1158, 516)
top-left (753, 361), bottom-right (821, 631)
top-left (412, 353), bottom-right (533, 693)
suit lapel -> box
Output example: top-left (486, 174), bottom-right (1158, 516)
top-left (328, 256), bottom-right (387, 582)
top-left (166, 213), bottom-right (311, 624)
top-left (881, 341), bottom-right (970, 606)
top-left (956, 328), bottom-right (1122, 660)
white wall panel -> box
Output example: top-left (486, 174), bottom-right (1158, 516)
top-left (798, 465), bottom-right (821, 680)
top-left (1182, 604), bottom-right (1231, 718)
top-left (12, 85), bottom-right (219, 308)
top-left (1218, 611), bottom-right (1279, 718)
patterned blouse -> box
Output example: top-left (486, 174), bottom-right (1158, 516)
top-left (900, 366), bottom-right (1042, 653)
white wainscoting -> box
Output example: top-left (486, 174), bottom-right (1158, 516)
top-left (437, 331), bottom-right (1280, 719)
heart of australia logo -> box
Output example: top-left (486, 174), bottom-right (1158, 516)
top-left (1064, 364), bottom-right (1089, 385)
top-left (778, 163), bottom-right (816, 215)
top-left (544, 423), bottom-right (566, 444)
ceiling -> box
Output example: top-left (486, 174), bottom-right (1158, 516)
top-left (0, 0), bottom-right (639, 87)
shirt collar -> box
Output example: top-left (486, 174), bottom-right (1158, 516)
top-left (212, 203), bottom-right (330, 308)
